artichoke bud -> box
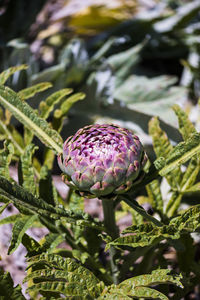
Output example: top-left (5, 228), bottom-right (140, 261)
top-left (58, 124), bottom-right (147, 198)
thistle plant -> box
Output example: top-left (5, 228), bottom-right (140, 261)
top-left (58, 124), bottom-right (147, 283)
top-left (1, 66), bottom-right (200, 299)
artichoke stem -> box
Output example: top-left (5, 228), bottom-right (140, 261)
top-left (101, 198), bottom-right (119, 285)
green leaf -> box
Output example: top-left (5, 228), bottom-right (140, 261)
top-left (171, 204), bottom-right (200, 232)
top-left (146, 179), bottom-right (163, 214)
top-left (0, 120), bottom-right (24, 155)
top-left (104, 269), bottom-right (183, 300)
top-left (0, 85), bottom-right (63, 153)
top-left (182, 182), bottom-right (200, 194)
top-left (124, 286), bottom-right (169, 300)
top-left (25, 254), bottom-right (104, 298)
top-left (0, 141), bottom-right (14, 179)
top-left (172, 104), bottom-right (196, 141)
top-left (24, 127), bottom-right (34, 146)
top-left (156, 133), bottom-right (200, 176)
top-left (8, 214), bottom-right (38, 254)
top-left (0, 64), bottom-right (28, 85)
top-left (43, 148), bottom-right (55, 170)
top-left (118, 269), bottom-right (183, 289)
top-left (98, 291), bottom-right (131, 300)
top-left (149, 117), bottom-right (174, 158)
top-left (91, 37), bottom-right (116, 62)
top-left (114, 75), bottom-right (186, 128)
top-left (180, 156), bottom-right (200, 191)
top-left (166, 192), bottom-right (182, 218)
top-left (18, 82), bottom-right (52, 100)
top-left (53, 92), bottom-right (85, 131)
top-left (107, 43), bottom-right (142, 84)
top-left (18, 144), bottom-right (38, 194)
top-left (0, 271), bottom-right (25, 300)
top-left (109, 221), bottom-right (183, 249)
top-left (39, 88), bottom-right (73, 119)
top-left (0, 175), bottom-right (102, 230)
top-left (149, 116), bottom-right (181, 188)
top-left (163, 105), bottom-right (198, 216)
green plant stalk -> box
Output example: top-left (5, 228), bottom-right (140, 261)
top-left (167, 194), bottom-right (182, 218)
top-left (101, 198), bottom-right (119, 285)
top-left (121, 197), bottom-right (163, 227)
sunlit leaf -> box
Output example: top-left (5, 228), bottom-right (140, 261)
top-left (18, 82), bottom-right (52, 100)
top-left (8, 214), bottom-right (38, 254)
top-left (0, 85), bottom-right (63, 153)
top-left (0, 141), bottom-right (14, 179)
top-left (0, 64), bottom-right (28, 85)
top-left (18, 144), bottom-right (38, 194)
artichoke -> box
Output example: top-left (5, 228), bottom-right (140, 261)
top-left (58, 124), bottom-right (147, 197)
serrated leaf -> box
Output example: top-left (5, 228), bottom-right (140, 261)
top-left (0, 85), bottom-right (63, 153)
top-left (180, 156), bottom-right (200, 191)
top-left (0, 175), bottom-right (102, 230)
top-left (39, 88), bottom-right (73, 119)
top-left (8, 214), bottom-right (38, 254)
top-left (18, 82), bottom-right (52, 100)
top-left (103, 287), bottom-right (168, 300)
top-left (109, 223), bottom-right (180, 249)
top-left (18, 144), bottom-right (38, 194)
top-left (53, 92), bottom-right (85, 131)
top-left (0, 120), bottom-right (24, 155)
top-left (149, 117), bottom-right (174, 158)
top-left (54, 93), bottom-right (85, 123)
top-left (156, 133), bottom-right (200, 176)
top-left (25, 254), bottom-right (104, 298)
top-left (27, 281), bottom-right (92, 298)
top-left (172, 104), bottom-right (196, 141)
top-left (0, 140), bottom-right (14, 179)
top-left (0, 64), bottom-right (28, 85)
top-left (149, 116), bottom-right (181, 188)
top-left (106, 269), bottom-right (183, 300)
top-left (126, 286), bottom-right (169, 300)
top-left (118, 269), bottom-right (183, 289)
top-left (171, 204), bottom-right (200, 232)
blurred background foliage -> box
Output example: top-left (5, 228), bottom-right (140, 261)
top-left (1, 0), bottom-right (200, 156)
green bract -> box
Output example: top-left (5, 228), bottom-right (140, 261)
top-left (58, 124), bottom-right (147, 197)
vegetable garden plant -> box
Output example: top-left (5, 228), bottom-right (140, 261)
top-left (0, 65), bottom-right (200, 299)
